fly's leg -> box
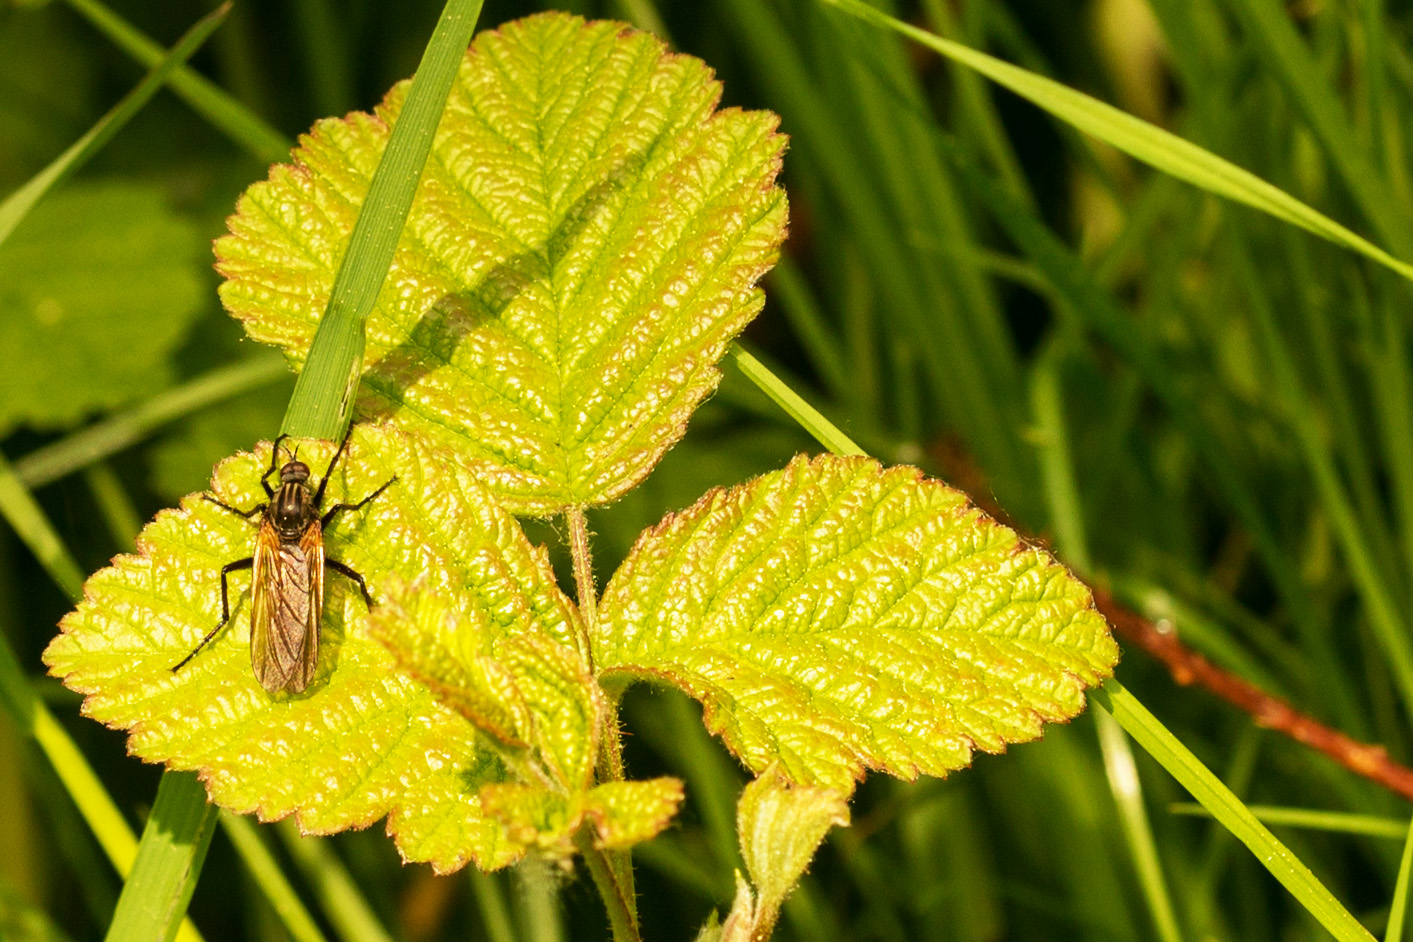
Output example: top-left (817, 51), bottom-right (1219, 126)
top-left (313, 427), bottom-right (356, 508)
top-left (203, 495), bottom-right (266, 518)
top-left (320, 476), bottom-right (397, 529)
top-left (171, 556), bottom-right (253, 672)
top-left (326, 559), bottom-right (373, 607)
top-left (259, 433), bottom-right (291, 497)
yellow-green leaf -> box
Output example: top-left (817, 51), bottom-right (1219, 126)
top-left (215, 12), bottom-right (788, 514)
top-left (595, 454), bottom-right (1119, 790)
top-left (43, 425), bottom-right (578, 873)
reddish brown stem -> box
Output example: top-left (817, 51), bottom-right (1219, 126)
top-left (1093, 588), bottom-right (1413, 802)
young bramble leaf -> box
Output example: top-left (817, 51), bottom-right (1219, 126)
top-left (43, 425), bottom-right (579, 873)
top-left (480, 777), bottom-right (684, 858)
top-left (371, 575), bottom-right (601, 792)
top-left (215, 12), bottom-right (788, 515)
top-left (720, 766), bottom-right (849, 942)
top-left (594, 454), bottom-right (1119, 790)
top-left (372, 575), bottom-right (686, 852)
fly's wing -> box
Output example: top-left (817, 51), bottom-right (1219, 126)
top-left (250, 520), bottom-right (322, 694)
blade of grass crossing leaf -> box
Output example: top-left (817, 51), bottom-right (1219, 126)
top-left (220, 813), bottom-right (328, 942)
top-left (15, 356), bottom-right (290, 489)
top-left (820, 0), bottom-right (1413, 284)
top-left (1094, 682), bottom-right (1376, 942)
top-left (282, 0), bottom-right (485, 439)
top-left (1096, 710), bottom-right (1184, 942)
top-left (277, 824), bottom-right (394, 942)
top-left (0, 4), bottom-right (229, 248)
top-left (1389, 816), bottom-right (1413, 942)
top-left (61, 0), bottom-right (289, 163)
top-left (103, 771), bottom-right (216, 942)
top-left (728, 346), bottom-right (865, 457)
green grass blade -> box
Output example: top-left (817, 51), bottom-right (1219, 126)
top-left (14, 356), bottom-right (289, 489)
top-left (821, 0), bottom-right (1413, 283)
top-left (282, 0), bottom-right (485, 439)
top-left (103, 771), bottom-right (217, 942)
top-left (1094, 681), bottom-right (1376, 941)
top-left (1095, 710), bottom-right (1184, 942)
top-left (0, 452), bottom-right (211, 942)
top-left (0, 451), bottom-right (85, 599)
top-left (1221, 0), bottom-right (1411, 257)
top-left (1388, 816), bottom-right (1413, 942)
top-left (0, 2), bottom-right (230, 249)
top-left (220, 813), bottom-right (328, 942)
top-left (1169, 803), bottom-right (1411, 840)
top-left (278, 825), bottom-right (394, 942)
top-left (727, 345), bottom-right (865, 458)
top-left (1231, 238), bottom-right (1413, 722)
top-left (0, 640), bottom-right (134, 877)
top-left (61, 0), bottom-right (290, 163)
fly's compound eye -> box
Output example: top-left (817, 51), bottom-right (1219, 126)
top-left (281, 461), bottom-right (310, 484)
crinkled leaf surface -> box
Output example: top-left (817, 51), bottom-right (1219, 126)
top-left (594, 454), bottom-right (1120, 790)
top-left (215, 12), bottom-right (788, 515)
top-left (43, 426), bottom-right (580, 872)
top-left (372, 577), bottom-right (685, 852)
top-left (0, 180), bottom-right (205, 435)
top-left (372, 575), bottom-right (600, 790)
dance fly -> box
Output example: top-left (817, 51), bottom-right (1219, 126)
top-left (172, 428), bottom-right (396, 694)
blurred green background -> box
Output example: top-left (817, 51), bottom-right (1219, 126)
top-left (4, 0), bottom-right (1413, 939)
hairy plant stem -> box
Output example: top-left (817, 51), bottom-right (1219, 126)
top-left (566, 506), bottom-right (639, 936)
top-left (567, 505), bottom-right (598, 672)
top-left (575, 829), bottom-right (641, 942)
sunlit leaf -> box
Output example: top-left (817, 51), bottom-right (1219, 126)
top-left (595, 454), bottom-right (1119, 789)
top-left (371, 576), bottom-right (685, 852)
top-left (0, 180), bottom-right (205, 435)
top-left (720, 766), bottom-right (849, 942)
top-left (215, 12), bottom-right (788, 514)
top-left (43, 425), bottom-right (579, 873)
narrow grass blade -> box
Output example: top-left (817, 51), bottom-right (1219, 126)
top-left (61, 0), bottom-right (289, 163)
top-left (103, 771), bottom-right (216, 942)
top-left (220, 813), bottom-right (327, 942)
top-left (1094, 682), bottom-right (1375, 941)
top-left (282, 0), bottom-right (485, 439)
top-left (1096, 710), bottom-right (1184, 942)
top-left (821, 0), bottom-right (1413, 283)
top-left (1169, 803), bottom-right (1411, 840)
top-left (14, 356), bottom-right (288, 489)
top-left (0, 450), bottom-right (85, 599)
top-left (1221, 0), bottom-right (1411, 257)
top-left (728, 346), bottom-right (865, 458)
top-left (0, 2), bottom-right (230, 248)
top-left (278, 824), bottom-right (394, 942)
top-left (1389, 816), bottom-right (1413, 942)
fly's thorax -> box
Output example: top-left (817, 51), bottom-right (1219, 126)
top-left (270, 479), bottom-right (316, 539)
